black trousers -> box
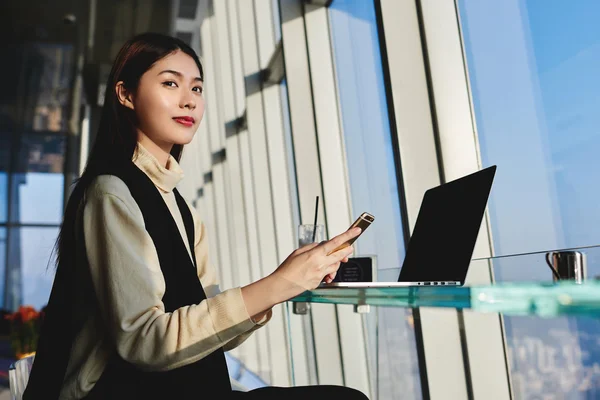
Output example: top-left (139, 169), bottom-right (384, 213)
top-left (229, 385), bottom-right (369, 400)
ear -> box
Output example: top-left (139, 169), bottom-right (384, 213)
top-left (115, 81), bottom-right (135, 110)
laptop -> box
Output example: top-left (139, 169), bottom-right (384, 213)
top-left (320, 165), bottom-right (497, 288)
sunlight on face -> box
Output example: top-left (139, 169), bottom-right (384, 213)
top-left (132, 50), bottom-right (204, 153)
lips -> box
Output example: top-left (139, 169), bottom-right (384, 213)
top-left (173, 116), bottom-right (195, 127)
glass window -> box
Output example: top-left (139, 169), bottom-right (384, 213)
top-left (271, 0), bottom-right (282, 42)
top-left (459, 0), bottom-right (600, 256)
top-left (10, 173), bottom-right (64, 224)
top-left (0, 132), bottom-right (10, 223)
top-left (329, 0), bottom-right (405, 276)
top-left (27, 43), bottom-right (74, 133)
top-left (329, 1), bottom-right (421, 399)
top-left (459, 1), bottom-right (600, 398)
top-left (10, 133), bottom-right (65, 224)
top-left (0, 38), bottom-right (71, 316)
top-left (0, 172), bottom-right (6, 223)
top-left (0, 228), bottom-right (5, 305)
top-left (0, 40), bottom-right (71, 312)
top-left (280, 80), bottom-right (300, 231)
top-left (5, 227), bottom-right (57, 311)
top-left (225, 353), bottom-right (269, 390)
top-left (0, 43), bottom-right (73, 133)
top-left (279, 79), bottom-right (319, 384)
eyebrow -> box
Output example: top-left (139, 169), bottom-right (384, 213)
top-left (158, 69), bottom-right (203, 82)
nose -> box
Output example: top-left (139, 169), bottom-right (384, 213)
top-left (180, 92), bottom-right (196, 110)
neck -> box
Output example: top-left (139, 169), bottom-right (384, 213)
top-left (137, 132), bottom-right (173, 167)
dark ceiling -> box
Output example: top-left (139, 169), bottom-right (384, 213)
top-left (0, 0), bottom-right (173, 64)
top-left (0, 0), bottom-right (86, 45)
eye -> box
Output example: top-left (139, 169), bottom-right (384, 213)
top-left (192, 86), bottom-right (203, 94)
top-left (162, 81), bottom-right (178, 88)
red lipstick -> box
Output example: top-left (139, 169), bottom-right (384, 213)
top-left (173, 116), bottom-right (195, 127)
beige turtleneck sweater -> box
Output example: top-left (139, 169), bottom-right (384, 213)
top-left (59, 144), bottom-right (271, 399)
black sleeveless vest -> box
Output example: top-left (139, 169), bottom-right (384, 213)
top-left (24, 160), bottom-right (232, 399)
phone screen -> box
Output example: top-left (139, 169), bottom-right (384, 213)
top-left (327, 212), bottom-right (374, 255)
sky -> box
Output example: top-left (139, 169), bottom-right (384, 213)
top-left (459, 0), bottom-right (600, 397)
top-left (329, 0), bottom-right (417, 397)
top-left (460, 0), bottom-right (600, 262)
top-left (0, 173), bottom-right (62, 310)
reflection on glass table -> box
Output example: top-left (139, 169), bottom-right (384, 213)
top-left (292, 281), bottom-right (600, 318)
top-left (474, 246), bottom-right (600, 399)
top-left (290, 245), bottom-right (600, 399)
top-left (292, 245), bottom-right (600, 318)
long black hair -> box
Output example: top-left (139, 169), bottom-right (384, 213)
top-left (24, 32), bottom-right (203, 400)
top-left (57, 32), bottom-right (203, 270)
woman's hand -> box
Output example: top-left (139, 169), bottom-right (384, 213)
top-left (270, 227), bottom-right (361, 296)
top-left (240, 227), bottom-right (361, 319)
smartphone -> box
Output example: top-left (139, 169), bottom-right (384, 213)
top-left (327, 212), bottom-right (374, 255)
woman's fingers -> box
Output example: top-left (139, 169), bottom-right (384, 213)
top-left (283, 229), bottom-right (359, 289)
top-left (326, 244), bottom-right (354, 264)
top-left (293, 242), bottom-right (320, 256)
top-left (323, 261), bottom-right (342, 277)
top-left (323, 228), bottom-right (361, 256)
top-left (325, 270), bottom-right (337, 283)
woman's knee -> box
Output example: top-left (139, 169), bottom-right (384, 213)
top-left (241, 384), bottom-right (369, 399)
top-left (328, 386), bottom-right (369, 400)
top-left (349, 388), bottom-right (369, 400)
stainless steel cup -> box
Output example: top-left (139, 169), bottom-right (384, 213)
top-left (545, 251), bottom-right (587, 284)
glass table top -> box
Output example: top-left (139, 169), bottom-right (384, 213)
top-left (290, 281), bottom-right (600, 318)
top-left (290, 245), bottom-right (600, 318)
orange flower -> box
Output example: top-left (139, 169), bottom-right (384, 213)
top-left (17, 306), bottom-right (39, 323)
top-left (5, 304), bottom-right (44, 358)
top-left (5, 306), bottom-right (40, 323)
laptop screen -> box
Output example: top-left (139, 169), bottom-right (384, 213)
top-left (398, 166), bottom-right (496, 284)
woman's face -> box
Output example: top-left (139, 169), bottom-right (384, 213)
top-left (120, 50), bottom-right (204, 152)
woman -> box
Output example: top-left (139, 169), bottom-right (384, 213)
top-left (24, 33), bottom-right (367, 400)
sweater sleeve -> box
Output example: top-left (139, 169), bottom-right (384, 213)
top-left (186, 202), bottom-right (273, 352)
top-left (83, 176), bottom-right (256, 371)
